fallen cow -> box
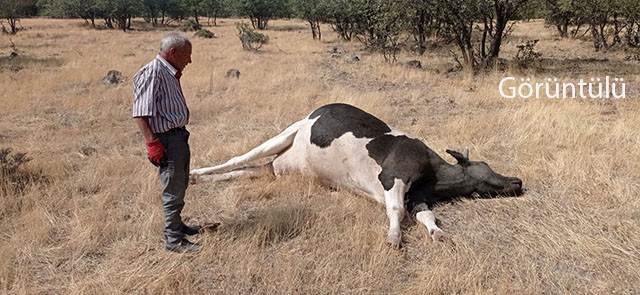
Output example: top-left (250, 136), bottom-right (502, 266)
top-left (190, 103), bottom-right (523, 246)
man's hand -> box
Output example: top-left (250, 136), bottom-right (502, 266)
top-left (146, 138), bottom-right (166, 166)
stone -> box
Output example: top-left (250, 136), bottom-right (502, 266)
top-left (226, 69), bottom-right (240, 79)
top-left (102, 70), bottom-right (125, 85)
top-left (345, 53), bottom-right (360, 63)
top-left (406, 60), bottom-right (422, 69)
top-left (79, 146), bottom-right (97, 156)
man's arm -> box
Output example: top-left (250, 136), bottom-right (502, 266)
top-left (135, 116), bottom-right (166, 166)
top-left (135, 116), bottom-right (156, 142)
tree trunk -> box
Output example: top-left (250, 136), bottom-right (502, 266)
top-left (591, 24), bottom-right (601, 51)
top-left (612, 13), bottom-right (621, 46)
top-left (309, 20), bottom-right (317, 39)
top-left (415, 12), bottom-right (426, 54)
top-left (119, 18), bottom-right (127, 32)
top-left (481, 17), bottom-right (489, 58)
top-left (488, 3), bottom-right (507, 62)
top-left (105, 18), bottom-right (113, 29)
top-left (572, 22), bottom-right (583, 38)
top-left (8, 18), bottom-right (17, 34)
top-left (599, 22), bottom-right (608, 49)
top-left (557, 19), bottom-right (568, 38)
top-left (455, 22), bottom-right (475, 71)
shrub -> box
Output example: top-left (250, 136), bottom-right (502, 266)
top-left (0, 148), bottom-right (42, 195)
top-left (195, 29), bottom-right (215, 38)
top-left (515, 39), bottom-right (542, 69)
top-left (236, 22), bottom-right (269, 51)
top-left (181, 18), bottom-right (202, 32)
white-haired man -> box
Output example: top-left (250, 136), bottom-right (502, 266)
top-left (132, 32), bottom-right (201, 253)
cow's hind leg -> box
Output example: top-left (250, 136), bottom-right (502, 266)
top-left (191, 163), bottom-right (274, 183)
top-left (190, 120), bottom-right (302, 176)
top-left (414, 203), bottom-right (446, 242)
top-left (384, 179), bottom-right (409, 248)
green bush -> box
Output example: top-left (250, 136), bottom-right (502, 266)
top-left (195, 29), bottom-right (215, 38)
top-left (181, 18), bottom-right (202, 32)
top-left (515, 39), bottom-right (542, 69)
top-left (236, 22), bottom-right (269, 51)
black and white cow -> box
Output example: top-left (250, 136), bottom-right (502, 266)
top-left (190, 103), bottom-right (523, 246)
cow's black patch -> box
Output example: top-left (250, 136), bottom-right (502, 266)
top-left (309, 103), bottom-right (391, 148)
top-left (366, 135), bottom-right (436, 191)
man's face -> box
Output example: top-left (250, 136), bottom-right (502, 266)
top-left (169, 43), bottom-right (192, 71)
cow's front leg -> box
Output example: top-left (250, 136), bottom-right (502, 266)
top-left (383, 179), bottom-right (409, 248)
top-left (414, 204), bottom-right (446, 242)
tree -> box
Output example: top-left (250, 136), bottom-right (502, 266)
top-left (438, 0), bottom-right (531, 71)
top-left (96, 0), bottom-right (142, 31)
top-left (572, 0), bottom-right (623, 51)
top-left (181, 0), bottom-right (205, 25)
top-left (141, 0), bottom-right (172, 25)
top-left (236, 0), bottom-right (287, 29)
top-left (291, 0), bottom-right (329, 40)
top-left (354, 0), bottom-right (406, 62)
top-left (621, 0), bottom-right (640, 47)
top-left (325, 0), bottom-right (358, 40)
top-left (402, 0), bottom-right (439, 54)
top-left (0, 0), bottom-right (37, 34)
top-left (438, 0), bottom-right (479, 69)
top-left (541, 0), bottom-right (580, 38)
top-left (203, 0), bottom-right (225, 26)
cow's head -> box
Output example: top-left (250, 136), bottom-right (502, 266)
top-left (445, 149), bottom-right (523, 197)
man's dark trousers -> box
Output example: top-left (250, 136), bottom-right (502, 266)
top-left (156, 127), bottom-right (190, 245)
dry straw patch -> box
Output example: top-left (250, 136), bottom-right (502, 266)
top-left (0, 18), bottom-right (638, 294)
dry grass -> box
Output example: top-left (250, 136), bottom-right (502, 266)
top-left (0, 18), bottom-right (638, 294)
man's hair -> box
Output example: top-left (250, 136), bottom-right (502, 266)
top-left (160, 32), bottom-right (191, 53)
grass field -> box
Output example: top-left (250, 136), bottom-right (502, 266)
top-left (0, 18), bottom-right (639, 294)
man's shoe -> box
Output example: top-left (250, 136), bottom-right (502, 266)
top-left (182, 224), bottom-right (202, 236)
top-left (165, 238), bottom-right (201, 253)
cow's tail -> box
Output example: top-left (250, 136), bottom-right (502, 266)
top-left (190, 120), bottom-right (303, 176)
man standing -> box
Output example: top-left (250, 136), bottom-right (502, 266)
top-left (133, 32), bottom-right (201, 253)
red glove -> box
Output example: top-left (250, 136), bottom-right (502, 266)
top-left (146, 138), bottom-right (166, 166)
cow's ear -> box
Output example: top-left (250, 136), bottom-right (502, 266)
top-left (446, 149), bottom-right (470, 166)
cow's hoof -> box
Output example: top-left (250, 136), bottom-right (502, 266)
top-left (430, 229), bottom-right (447, 242)
top-left (386, 234), bottom-right (402, 249)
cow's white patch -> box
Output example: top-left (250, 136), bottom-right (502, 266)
top-left (274, 118), bottom-right (386, 204)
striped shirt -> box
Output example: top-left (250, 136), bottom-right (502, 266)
top-left (132, 54), bottom-right (189, 134)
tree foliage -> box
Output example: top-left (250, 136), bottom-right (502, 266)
top-left (0, 0), bottom-right (38, 34)
top-left (539, 0), bottom-right (640, 50)
top-left (235, 0), bottom-right (287, 29)
top-left (25, 0), bottom-right (640, 62)
top-left (291, 0), bottom-right (329, 40)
